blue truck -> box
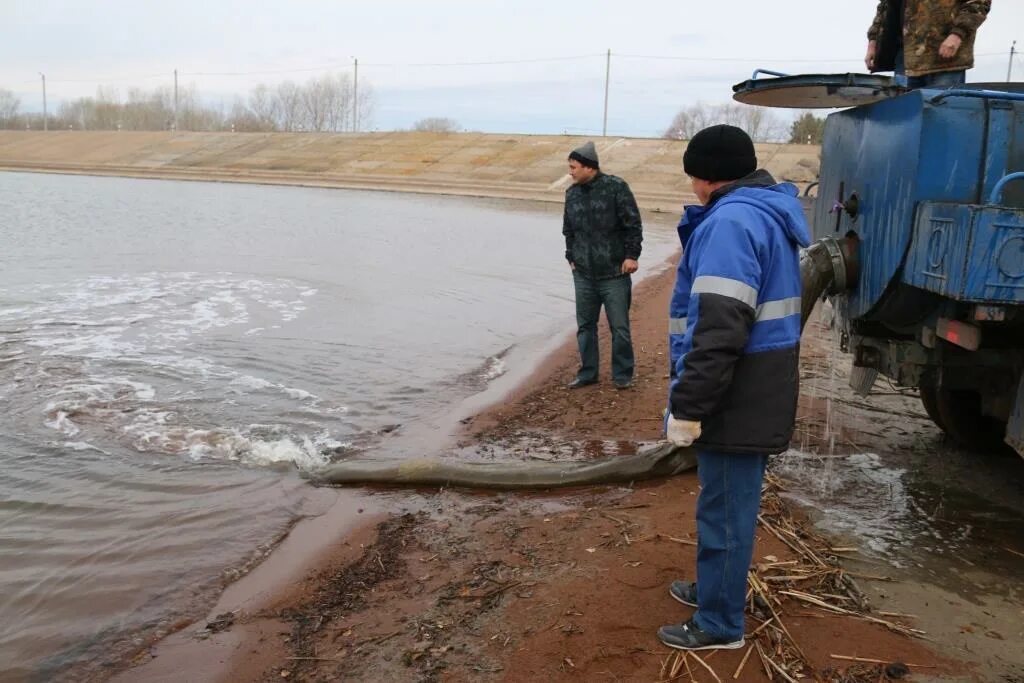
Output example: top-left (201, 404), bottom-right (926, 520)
top-left (734, 73), bottom-right (1024, 455)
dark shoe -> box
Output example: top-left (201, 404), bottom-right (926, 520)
top-left (566, 378), bottom-right (597, 389)
top-left (614, 379), bottom-right (633, 390)
top-left (669, 580), bottom-right (697, 607)
top-left (657, 618), bottom-right (744, 651)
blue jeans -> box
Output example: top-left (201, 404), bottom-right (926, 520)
top-left (693, 449), bottom-right (768, 641)
top-left (572, 271), bottom-right (634, 383)
top-left (894, 48), bottom-right (966, 88)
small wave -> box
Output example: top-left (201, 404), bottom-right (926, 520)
top-left (60, 441), bottom-right (105, 452)
top-left (452, 345), bottom-right (513, 389)
top-left (44, 411), bottom-right (81, 436)
top-left (227, 376), bottom-right (319, 403)
top-left (229, 375), bottom-right (276, 392)
top-left (2, 273), bottom-right (314, 359)
top-left (281, 387), bottom-right (316, 401)
top-left (481, 356), bottom-right (507, 381)
top-left (116, 410), bottom-right (340, 471)
top-left (185, 428), bottom-right (341, 470)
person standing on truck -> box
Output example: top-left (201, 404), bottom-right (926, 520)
top-left (659, 125), bottom-right (810, 651)
top-left (865, 0), bottom-right (992, 88)
top-left (562, 141), bottom-right (644, 390)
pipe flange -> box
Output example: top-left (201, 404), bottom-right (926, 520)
top-left (822, 237), bottom-right (848, 293)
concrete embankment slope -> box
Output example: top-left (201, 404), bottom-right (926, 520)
top-left (0, 131), bottom-right (820, 212)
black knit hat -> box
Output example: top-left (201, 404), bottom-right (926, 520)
top-left (568, 141), bottom-right (599, 169)
top-left (683, 125), bottom-right (757, 182)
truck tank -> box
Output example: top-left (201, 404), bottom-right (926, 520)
top-left (736, 72), bottom-right (1024, 456)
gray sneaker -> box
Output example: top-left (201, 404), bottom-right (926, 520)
top-left (658, 618), bottom-right (744, 651)
top-left (669, 580), bottom-right (697, 607)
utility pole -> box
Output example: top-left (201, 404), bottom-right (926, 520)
top-left (352, 57), bottom-right (359, 133)
top-left (173, 69), bottom-right (179, 131)
top-left (602, 49), bottom-right (611, 137)
top-left (40, 73), bottom-right (47, 131)
top-left (1009, 41), bottom-right (1017, 82)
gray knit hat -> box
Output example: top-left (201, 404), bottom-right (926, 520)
top-left (568, 141), bottom-right (599, 169)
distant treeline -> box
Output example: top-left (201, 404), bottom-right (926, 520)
top-left (0, 73), bottom-right (374, 132)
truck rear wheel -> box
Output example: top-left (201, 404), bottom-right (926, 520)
top-left (918, 385), bottom-right (945, 432)
top-left (932, 388), bottom-right (1009, 453)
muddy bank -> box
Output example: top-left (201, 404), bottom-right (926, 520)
top-left (107, 262), bottom-right (974, 683)
top-left (0, 131), bottom-right (823, 213)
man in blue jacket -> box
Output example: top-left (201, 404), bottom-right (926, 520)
top-left (658, 125), bottom-right (809, 651)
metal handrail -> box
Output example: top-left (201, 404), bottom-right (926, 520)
top-left (749, 69), bottom-right (791, 80)
top-left (989, 172), bottom-right (1024, 204)
top-left (930, 89), bottom-right (1024, 105)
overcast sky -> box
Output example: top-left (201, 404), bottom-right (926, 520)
top-left (2, 0), bottom-right (1021, 136)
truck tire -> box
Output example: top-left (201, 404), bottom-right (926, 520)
top-left (933, 388), bottom-right (1009, 453)
top-left (919, 385), bottom-right (946, 432)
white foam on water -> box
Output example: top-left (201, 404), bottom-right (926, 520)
top-left (482, 356), bottom-right (507, 381)
top-left (281, 387), bottom-right (316, 401)
top-left (4, 272), bottom-right (313, 358)
top-left (184, 428), bottom-right (340, 470)
top-left (228, 375), bottom-right (319, 403)
top-left (229, 375), bottom-right (276, 392)
top-left (44, 411), bottom-right (80, 436)
top-left (60, 441), bottom-right (105, 452)
top-left (0, 272), bottom-right (351, 474)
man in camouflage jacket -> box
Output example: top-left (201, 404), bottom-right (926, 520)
top-left (562, 141), bottom-right (643, 390)
top-left (866, 0), bottom-right (991, 87)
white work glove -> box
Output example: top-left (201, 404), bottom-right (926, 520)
top-left (666, 415), bottom-right (702, 447)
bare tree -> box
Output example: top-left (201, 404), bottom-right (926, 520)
top-left (296, 74), bottom-right (354, 132)
top-left (226, 97), bottom-right (275, 132)
top-left (274, 81), bottom-right (304, 131)
top-left (175, 84), bottom-right (224, 131)
top-left (413, 117), bottom-right (460, 133)
top-left (1, 71), bottom-right (375, 134)
top-left (662, 104), bottom-right (714, 141)
top-left (354, 82), bottom-right (375, 132)
top-left (663, 102), bottom-right (784, 143)
top-left (0, 89), bottom-right (20, 129)
top-left (248, 84), bottom-right (279, 130)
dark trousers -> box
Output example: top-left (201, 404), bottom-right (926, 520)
top-left (693, 450), bottom-right (768, 641)
top-left (572, 271), bottom-right (634, 383)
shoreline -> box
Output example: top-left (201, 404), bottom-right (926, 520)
top-left (0, 162), bottom-right (693, 214)
top-left (106, 253), bottom-right (684, 683)
top-left (107, 258), bottom-right (956, 682)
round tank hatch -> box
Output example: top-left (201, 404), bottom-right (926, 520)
top-left (732, 72), bottom-right (906, 109)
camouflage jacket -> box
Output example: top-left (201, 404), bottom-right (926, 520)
top-left (868, 0), bottom-right (991, 77)
top-left (563, 173), bottom-right (643, 280)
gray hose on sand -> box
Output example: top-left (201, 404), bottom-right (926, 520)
top-left (312, 237), bottom-right (857, 490)
top-left (311, 441), bottom-right (697, 490)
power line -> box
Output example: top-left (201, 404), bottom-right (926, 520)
top-left (617, 50), bottom-right (1010, 64)
top-left (46, 72), bottom-right (171, 84)
top-left (96, 54), bottom-right (605, 79)
top-left (183, 63), bottom-right (354, 77)
top-left (359, 53), bottom-right (604, 68)
top-left (617, 54), bottom-right (859, 64)
top-left (12, 50), bottom-right (1019, 88)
